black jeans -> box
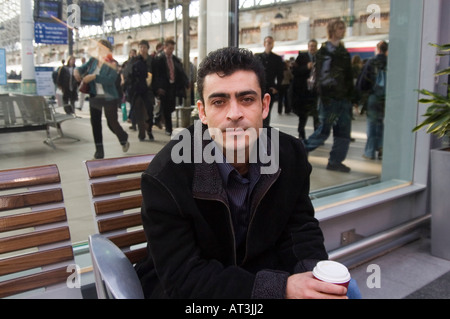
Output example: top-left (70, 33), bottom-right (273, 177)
top-left (89, 96), bottom-right (128, 152)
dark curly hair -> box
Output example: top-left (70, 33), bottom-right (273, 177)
top-left (197, 47), bottom-right (266, 103)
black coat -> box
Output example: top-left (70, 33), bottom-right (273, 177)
top-left (315, 41), bottom-right (354, 101)
top-left (135, 124), bottom-right (327, 298)
top-left (152, 52), bottom-right (189, 98)
top-left (292, 52), bottom-right (315, 97)
top-left (256, 51), bottom-right (284, 93)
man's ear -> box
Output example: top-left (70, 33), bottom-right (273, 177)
top-left (197, 100), bottom-right (208, 125)
top-left (261, 93), bottom-right (271, 120)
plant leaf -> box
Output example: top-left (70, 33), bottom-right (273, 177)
top-left (435, 67), bottom-right (450, 76)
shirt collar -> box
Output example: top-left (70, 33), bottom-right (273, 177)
top-left (214, 142), bottom-right (261, 188)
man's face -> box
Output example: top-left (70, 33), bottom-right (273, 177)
top-left (139, 44), bottom-right (149, 57)
top-left (264, 37), bottom-right (274, 53)
top-left (198, 70), bottom-right (270, 162)
top-left (334, 23), bottom-right (346, 40)
top-left (165, 44), bottom-right (175, 56)
top-left (308, 41), bottom-right (318, 55)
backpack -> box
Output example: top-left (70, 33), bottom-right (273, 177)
top-left (372, 65), bottom-right (386, 97)
top-left (356, 57), bottom-right (386, 98)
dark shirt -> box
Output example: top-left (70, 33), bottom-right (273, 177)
top-left (216, 152), bottom-right (261, 264)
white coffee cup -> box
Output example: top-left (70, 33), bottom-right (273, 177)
top-left (312, 260), bottom-right (351, 288)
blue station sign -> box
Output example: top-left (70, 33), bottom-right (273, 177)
top-left (34, 22), bottom-right (68, 45)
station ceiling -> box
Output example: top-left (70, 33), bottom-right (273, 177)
top-left (0, 0), bottom-right (177, 48)
top-left (0, 0), bottom-right (290, 49)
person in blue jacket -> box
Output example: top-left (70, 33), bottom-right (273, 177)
top-left (75, 39), bottom-right (130, 159)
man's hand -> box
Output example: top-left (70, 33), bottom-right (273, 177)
top-left (286, 272), bottom-right (348, 299)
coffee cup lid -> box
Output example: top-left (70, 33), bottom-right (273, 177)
top-left (313, 260), bottom-right (351, 284)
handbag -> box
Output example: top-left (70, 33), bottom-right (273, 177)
top-left (79, 58), bottom-right (93, 94)
top-left (79, 80), bottom-right (90, 94)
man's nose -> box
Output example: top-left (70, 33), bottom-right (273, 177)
top-left (226, 100), bottom-right (244, 121)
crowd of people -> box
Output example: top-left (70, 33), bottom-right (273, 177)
top-left (52, 38), bottom-right (190, 160)
top-left (51, 18), bottom-right (387, 168)
top-left (257, 20), bottom-right (388, 173)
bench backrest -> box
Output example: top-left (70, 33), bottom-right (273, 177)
top-left (0, 94), bottom-right (51, 129)
top-left (84, 154), bottom-right (155, 265)
top-left (0, 164), bottom-right (78, 298)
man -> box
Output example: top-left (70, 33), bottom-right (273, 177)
top-left (291, 39), bottom-right (320, 140)
top-left (256, 36), bottom-right (284, 126)
top-left (135, 47), bottom-right (355, 299)
top-left (152, 39), bottom-right (189, 136)
top-left (303, 19), bottom-right (354, 173)
top-left (135, 40), bottom-right (155, 141)
top-left (358, 41), bottom-right (388, 160)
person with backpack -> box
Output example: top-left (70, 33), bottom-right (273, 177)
top-left (303, 19), bottom-right (355, 173)
top-left (357, 41), bottom-right (388, 160)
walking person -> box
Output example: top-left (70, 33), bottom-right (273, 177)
top-left (291, 39), bottom-right (320, 140)
top-left (152, 39), bottom-right (189, 136)
top-left (57, 56), bottom-right (79, 114)
top-left (123, 40), bottom-right (156, 141)
top-left (74, 39), bottom-right (130, 159)
top-left (121, 49), bottom-right (137, 130)
top-left (303, 20), bottom-right (355, 173)
top-left (256, 36), bottom-right (284, 126)
top-left (358, 41), bottom-right (388, 160)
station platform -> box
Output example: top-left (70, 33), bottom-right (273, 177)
top-left (1, 100), bottom-right (449, 299)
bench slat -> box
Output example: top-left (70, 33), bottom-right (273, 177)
top-left (0, 188), bottom-right (64, 212)
top-left (94, 195), bottom-right (142, 215)
top-left (0, 208), bottom-right (67, 232)
top-left (107, 230), bottom-right (147, 249)
top-left (97, 213), bottom-right (143, 233)
top-left (85, 154), bottom-right (154, 178)
top-left (0, 165), bottom-right (60, 190)
top-left (0, 267), bottom-right (72, 299)
top-left (90, 177), bottom-right (141, 197)
top-left (0, 246), bottom-right (74, 276)
top-left (0, 226), bottom-right (71, 254)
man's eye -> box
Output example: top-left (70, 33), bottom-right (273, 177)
top-left (212, 99), bottom-right (225, 106)
top-left (241, 97), bottom-right (255, 104)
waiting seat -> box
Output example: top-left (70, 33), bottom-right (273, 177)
top-left (84, 154), bottom-right (155, 265)
top-left (88, 234), bottom-right (144, 299)
top-left (0, 164), bottom-right (81, 299)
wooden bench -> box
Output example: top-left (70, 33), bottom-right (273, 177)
top-left (84, 154), bottom-right (155, 265)
top-left (0, 94), bottom-right (78, 148)
top-left (0, 164), bottom-right (81, 298)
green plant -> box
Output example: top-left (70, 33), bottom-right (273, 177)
top-left (413, 43), bottom-right (450, 140)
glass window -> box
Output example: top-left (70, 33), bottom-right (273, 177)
top-left (0, 0), bottom-right (430, 245)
